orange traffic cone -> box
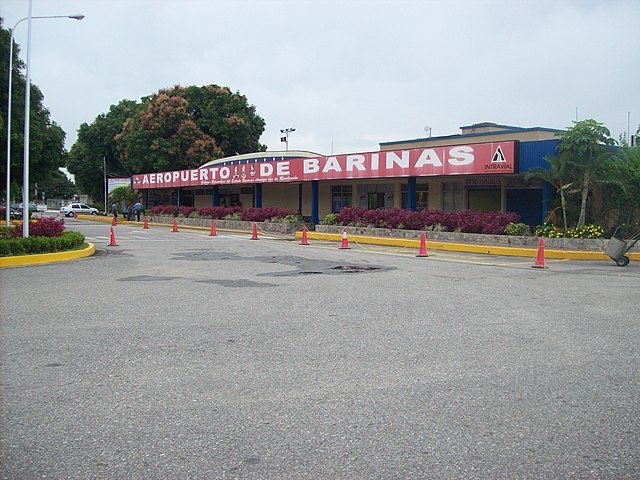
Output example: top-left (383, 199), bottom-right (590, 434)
top-left (250, 222), bottom-right (259, 240)
top-left (143, 218), bottom-right (149, 229)
top-left (531, 237), bottom-right (547, 269)
top-left (416, 232), bottom-right (429, 257)
top-left (108, 226), bottom-right (119, 246)
top-left (300, 225), bottom-right (310, 245)
top-left (209, 221), bottom-right (217, 237)
top-left (339, 228), bottom-right (350, 249)
top-left (111, 216), bottom-right (117, 226)
top-left (172, 219), bottom-right (179, 232)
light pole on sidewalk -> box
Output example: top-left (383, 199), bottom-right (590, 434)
top-left (4, 9), bottom-right (84, 228)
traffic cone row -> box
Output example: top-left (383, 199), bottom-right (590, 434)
top-left (106, 216), bottom-right (551, 267)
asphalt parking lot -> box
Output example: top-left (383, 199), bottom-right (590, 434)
top-left (1, 218), bottom-right (639, 479)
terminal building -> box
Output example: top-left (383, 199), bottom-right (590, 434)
top-left (131, 122), bottom-right (562, 227)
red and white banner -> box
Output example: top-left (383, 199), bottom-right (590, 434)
top-left (132, 141), bottom-right (517, 189)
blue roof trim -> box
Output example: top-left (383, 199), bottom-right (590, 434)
top-left (379, 126), bottom-right (564, 147)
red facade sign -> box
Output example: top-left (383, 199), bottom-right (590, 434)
top-left (132, 141), bottom-right (517, 189)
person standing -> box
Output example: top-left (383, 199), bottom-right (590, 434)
top-left (111, 202), bottom-right (118, 219)
top-left (133, 201), bottom-right (144, 222)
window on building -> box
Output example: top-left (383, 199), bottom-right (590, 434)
top-left (401, 184), bottom-right (429, 210)
top-left (182, 189), bottom-right (194, 207)
top-left (331, 185), bottom-right (352, 213)
top-left (368, 192), bottom-right (385, 209)
top-left (442, 182), bottom-right (463, 212)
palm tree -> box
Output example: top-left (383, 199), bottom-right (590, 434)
top-left (524, 154), bottom-right (578, 231)
top-left (557, 119), bottom-right (616, 226)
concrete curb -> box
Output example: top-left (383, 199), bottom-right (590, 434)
top-left (76, 215), bottom-right (274, 235)
top-left (0, 242), bottom-right (95, 268)
top-left (295, 231), bottom-right (640, 261)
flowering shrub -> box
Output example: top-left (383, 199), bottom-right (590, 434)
top-left (335, 207), bottom-right (519, 235)
top-left (534, 223), bottom-right (604, 239)
top-left (150, 205), bottom-right (179, 216)
top-left (3, 217), bottom-right (66, 239)
top-left (240, 207), bottom-right (292, 222)
top-left (198, 206), bottom-right (242, 219)
top-left (150, 205), bottom-right (292, 222)
top-left (534, 223), bottom-right (559, 237)
top-left (564, 225), bottom-right (605, 239)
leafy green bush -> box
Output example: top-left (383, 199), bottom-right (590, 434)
top-left (0, 231), bottom-right (85, 257)
top-left (223, 212), bottom-right (243, 221)
top-left (320, 213), bottom-right (337, 225)
top-left (281, 214), bottom-right (304, 223)
top-left (505, 222), bottom-right (531, 236)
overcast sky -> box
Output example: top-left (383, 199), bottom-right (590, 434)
top-left (2, 0), bottom-right (639, 158)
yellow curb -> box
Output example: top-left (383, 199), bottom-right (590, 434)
top-left (0, 242), bottom-right (95, 268)
top-left (295, 231), bottom-right (639, 261)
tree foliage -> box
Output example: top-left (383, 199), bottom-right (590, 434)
top-left (556, 119), bottom-right (617, 226)
top-left (36, 169), bottom-right (77, 199)
top-left (109, 185), bottom-right (137, 209)
top-left (67, 84), bottom-right (266, 204)
top-left (524, 154), bottom-right (579, 231)
top-left (0, 18), bottom-right (67, 202)
top-left (603, 135), bottom-right (640, 229)
top-left (67, 100), bottom-right (140, 202)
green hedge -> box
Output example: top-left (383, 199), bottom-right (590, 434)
top-left (0, 231), bottom-right (86, 257)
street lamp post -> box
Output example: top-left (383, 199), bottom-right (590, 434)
top-left (280, 128), bottom-right (296, 151)
top-left (4, 9), bottom-right (84, 228)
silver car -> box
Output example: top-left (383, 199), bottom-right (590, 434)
top-left (60, 203), bottom-right (99, 217)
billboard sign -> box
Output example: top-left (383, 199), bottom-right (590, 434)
top-left (132, 141), bottom-right (517, 189)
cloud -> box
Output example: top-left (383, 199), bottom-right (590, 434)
top-left (3, 0), bottom-right (639, 156)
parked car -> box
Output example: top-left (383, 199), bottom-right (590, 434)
top-left (8, 203), bottom-right (36, 219)
top-left (60, 203), bottom-right (99, 217)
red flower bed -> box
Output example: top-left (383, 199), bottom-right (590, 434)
top-left (2, 217), bottom-right (66, 238)
top-left (336, 207), bottom-right (519, 235)
top-left (149, 205), bottom-right (293, 222)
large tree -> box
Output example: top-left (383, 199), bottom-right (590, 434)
top-left (557, 119), bottom-right (617, 226)
top-left (67, 100), bottom-right (140, 202)
top-left (68, 84), bottom-right (266, 203)
top-left (115, 85), bottom-right (266, 173)
top-left (0, 18), bottom-right (67, 203)
top-left (604, 125), bottom-right (640, 229)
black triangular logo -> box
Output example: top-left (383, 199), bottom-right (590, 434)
top-left (491, 146), bottom-right (506, 163)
